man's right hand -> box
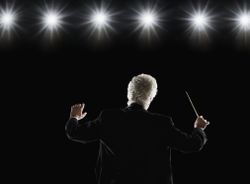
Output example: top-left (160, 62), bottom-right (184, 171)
top-left (194, 116), bottom-right (210, 130)
top-left (70, 103), bottom-right (87, 120)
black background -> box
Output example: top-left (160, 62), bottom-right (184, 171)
top-left (1, 0), bottom-right (249, 183)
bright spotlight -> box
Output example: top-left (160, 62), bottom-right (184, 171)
top-left (237, 12), bottom-right (250, 31)
top-left (83, 3), bottom-right (117, 40)
top-left (1, 12), bottom-right (15, 26)
top-left (186, 10), bottom-right (213, 33)
top-left (230, 5), bottom-right (250, 43)
top-left (132, 4), bottom-right (164, 40)
top-left (191, 13), bottom-right (209, 31)
top-left (44, 12), bottom-right (60, 30)
top-left (0, 3), bottom-right (20, 39)
top-left (139, 10), bottom-right (157, 29)
top-left (41, 10), bottom-right (64, 36)
top-left (38, 3), bottom-right (67, 39)
top-left (91, 10), bottom-right (109, 30)
top-left (183, 3), bottom-right (215, 42)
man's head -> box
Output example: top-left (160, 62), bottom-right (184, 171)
top-left (127, 74), bottom-right (158, 110)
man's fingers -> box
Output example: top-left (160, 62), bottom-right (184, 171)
top-left (81, 103), bottom-right (85, 110)
top-left (203, 119), bottom-right (210, 124)
top-left (198, 116), bottom-right (209, 123)
top-left (79, 112), bottom-right (87, 120)
top-left (71, 103), bottom-right (85, 108)
top-left (83, 112), bottom-right (87, 118)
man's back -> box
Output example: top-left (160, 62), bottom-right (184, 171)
top-left (66, 103), bottom-right (207, 184)
top-left (98, 104), bottom-right (174, 184)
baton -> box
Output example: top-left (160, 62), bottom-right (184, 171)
top-left (185, 91), bottom-right (199, 118)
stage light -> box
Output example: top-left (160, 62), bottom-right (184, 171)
top-left (43, 12), bottom-right (60, 30)
top-left (139, 10), bottom-right (157, 29)
top-left (191, 13), bottom-right (209, 31)
top-left (132, 4), bottom-right (164, 40)
top-left (230, 5), bottom-right (250, 43)
top-left (41, 10), bottom-right (64, 36)
top-left (82, 3), bottom-right (117, 40)
top-left (236, 12), bottom-right (250, 31)
top-left (90, 10), bottom-right (110, 31)
top-left (183, 3), bottom-right (215, 42)
top-left (38, 3), bottom-right (67, 39)
top-left (1, 12), bottom-right (15, 27)
top-left (186, 10), bottom-right (213, 33)
top-left (0, 3), bottom-right (19, 39)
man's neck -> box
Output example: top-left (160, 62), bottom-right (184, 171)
top-left (127, 101), bottom-right (149, 110)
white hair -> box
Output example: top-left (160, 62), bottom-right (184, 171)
top-left (127, 74), bottom-right (158, 110)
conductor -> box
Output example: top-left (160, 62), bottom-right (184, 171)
top-left (65, 74), bottom-right (209, 184)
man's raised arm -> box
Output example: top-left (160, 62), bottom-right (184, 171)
top-left (167, 116), bottom-right (209, 153)
top-left (65, 103), bottom-right (100, 144)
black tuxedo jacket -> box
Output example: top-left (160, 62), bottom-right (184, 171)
top-left (65, 103), bottom-right (207, 184)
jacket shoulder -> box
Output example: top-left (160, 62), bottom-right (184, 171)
top-left (99, 108), bottom-right (124, 117)
top-left (147, 112), bottom-right (174, 126)
top-left (148, 111), bottom-right (172, 119)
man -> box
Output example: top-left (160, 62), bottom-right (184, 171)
top-left (65, 74), bottom-right (209, 184)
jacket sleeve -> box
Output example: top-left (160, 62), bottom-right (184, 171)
top-left (167, 118), bottom-right (207, 153)
top-left (65, 112), bottom-right (102, 144)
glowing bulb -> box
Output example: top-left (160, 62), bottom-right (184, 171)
top-left (93, 12), bottom-right (107, 25)
top-left (91, 11), bottom-right (108, 29)
top-left (139, 11), bottom-right (156, 28)
top-left (131, 5), bottom-right (163, 40)
top-left (191, 13), bottom-right (209, 31)
top-left (84, 4), bottom-right (116, 40)
top-left (238, 13), bottom-right (250, 30)
top-left (43, 12), bottom-right (60, 30)
top-left (0, 3), bottom-right (19, 39)
top-left (38, 4), bottom-right (67, 39)
top-left (193, 14), bottom-right (206, 27)
top-left (0, 12), bottom-right (15, 27)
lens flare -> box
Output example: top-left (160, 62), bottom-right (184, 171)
top-left (183, 2), bottom-right (216, 42)
top-left (0, 3), bottom-right (20, 39)
top-left (38, 3), bottom-right (68, 39)
top-left (83, 2), bottom-right (117, 40)
top-left (131, 3), bottom-right (165, 40)
top-left (230, 4), bottom-right (250, 44)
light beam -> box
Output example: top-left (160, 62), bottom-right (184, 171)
top-left (233, 10), bottom-right (250, 32)
top-left (90, 10), bottom-right (110, 31)
top-left (0, 3), bottom-right (20, 39)
top-left (131, 3), bottom-right (164, 40)
top-left (38, 3), bottom-right (67, 39)
top-left (139, 10), bottom-right (157, 29)
top-left (183, 2), bottom-right (215, 42)
top-left (43, 12), bottom-right (60, 30)
top-left (191, 13), bottom-right (209, 31)
top-left (230, 4), bottom-right (250, 44)
top-left (83, 3), bottom-right (117, 40)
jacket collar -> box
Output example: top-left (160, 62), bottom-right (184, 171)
top-left (125, 103), bottom-right (146, 111)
